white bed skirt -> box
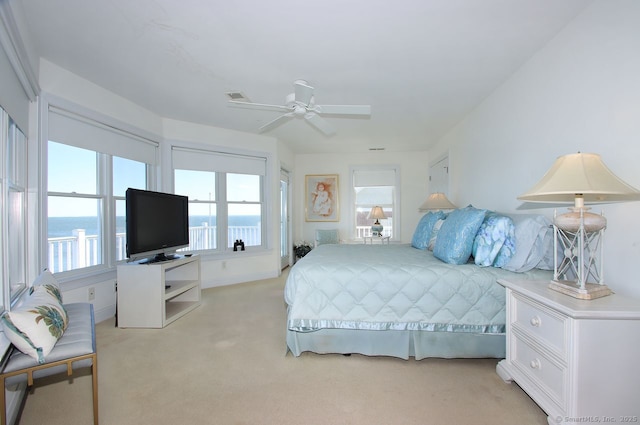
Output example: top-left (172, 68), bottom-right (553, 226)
top-left (286, 329), bottom-right (505, 360)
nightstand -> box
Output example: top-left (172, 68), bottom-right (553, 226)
top-left (363, 236), bottom-right (390, 245)
top-left (496, 279), bottom-right (640, 424)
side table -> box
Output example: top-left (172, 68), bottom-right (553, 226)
top-left (363, 236), bottom-right (390, 245)
top-left (496, 278), bottom-right (640, 424)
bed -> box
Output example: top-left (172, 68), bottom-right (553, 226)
top-left (285, 209), bottom-right (555, 359)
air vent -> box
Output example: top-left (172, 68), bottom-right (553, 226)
top-left (226, 92), bottom-right (249, 101)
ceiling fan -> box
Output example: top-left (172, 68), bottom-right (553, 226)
top-left (228, 80), bottom-right (371, 136)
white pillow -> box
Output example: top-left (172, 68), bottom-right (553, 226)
top-left (0, 285), bottom-right (68, 364)
top-left (501, 213), bottom-right (554, 272)
top-left (31, 269), bottom-right (64, 303)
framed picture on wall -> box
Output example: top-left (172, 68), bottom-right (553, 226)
top-left (305, 174), bottom-right (339, 222)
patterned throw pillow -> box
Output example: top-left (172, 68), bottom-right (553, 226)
top-left (1, 285), bottom-right (69, 364)
top-left (30, 269), bottom-right (64, 303)
top-left (472, 213), bottom-right (516, 267)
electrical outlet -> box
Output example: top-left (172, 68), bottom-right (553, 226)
top-left (222, 261), bottom-right (226, 269)
top-left (88, 287), bottom-right (95, 301)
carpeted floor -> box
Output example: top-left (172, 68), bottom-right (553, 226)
top-left (18, 270), bottom-right (547, 424)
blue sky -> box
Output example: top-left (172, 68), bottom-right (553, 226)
top-left (48, 141), bottom-right (259, 217)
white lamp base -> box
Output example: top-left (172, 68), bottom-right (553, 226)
top-left (549, 279), bottom-right (612, 300)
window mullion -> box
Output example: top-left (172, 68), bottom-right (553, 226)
top-left (218, 172), bottom-right (228, 250)
top-left (100, 153), bottom-right (113, 267)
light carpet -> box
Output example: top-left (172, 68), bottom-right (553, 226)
top-left (18, 270), bottom-right (546, 424)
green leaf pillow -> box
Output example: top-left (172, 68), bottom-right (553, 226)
top-left (1, 284), bottom-right (69, 364)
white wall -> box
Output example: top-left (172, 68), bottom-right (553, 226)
top-left (430, 0), bottom-right (640, 298)
top-left (294, 151), bottom-right (430, 244)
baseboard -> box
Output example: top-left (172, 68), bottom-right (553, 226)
top-left (93, 304), bottom-right (116, 324)
top-left (201, 270), bottom-right (280, 289)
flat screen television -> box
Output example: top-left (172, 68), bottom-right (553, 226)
top-left (125, 188), bottom-right (189, 263)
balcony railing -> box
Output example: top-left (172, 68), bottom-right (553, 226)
top-left (47, 224), bottom-right (392, 273)
top-left (355, 225), bottom-right (392, 238)
top-left (47, 224), bottom-right (261, 273)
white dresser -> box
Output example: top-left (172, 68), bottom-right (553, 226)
top-left (496, 279), bottom-right (640, 425)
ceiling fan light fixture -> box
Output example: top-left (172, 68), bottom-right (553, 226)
top-left (228, 80), bottom-right (371, 136)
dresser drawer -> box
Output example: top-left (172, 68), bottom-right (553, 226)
top-left (512, 293), bottom-right (568, 357)
top-left (511, 333), bottom-right (567, 411)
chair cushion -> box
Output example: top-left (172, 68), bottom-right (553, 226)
top-left (2, 303), bottom-right (95, 385)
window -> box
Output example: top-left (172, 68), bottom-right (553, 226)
top-left (175, 169), bottom-right (217, 250)
top-left (351, 166), bottom-right (400, 240)
top-left (48, 142), bottom-right (102, 272)
top-left (0, 110), bottom-right (28, 307)
top-left (113, 156), bottom-right (147, 262)
top-left (172, 147), bottom-right (266, 252)
top-left (46, 104), bottom-right (157, 273)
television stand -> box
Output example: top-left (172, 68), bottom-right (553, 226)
top-left (117, 255), bottom-right (201, 328)
top-left (140, 253), bottom-right (177, 264)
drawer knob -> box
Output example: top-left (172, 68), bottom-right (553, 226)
top-left (530, 358), bottom-right (542, 369)
top-left (530, 316), bottom-right (541, 327)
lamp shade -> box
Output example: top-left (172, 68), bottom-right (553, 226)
top-left (518, 153), bottom-right (640, 207)
top-left (368, 206), bottom-right (386, 221)
top-left (418, 193), bottom-right (457, 211)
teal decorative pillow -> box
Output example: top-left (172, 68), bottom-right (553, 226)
top-left (433, 206), bottom-right (487, 264)
top-left (411, 211), bottom-right (446, 250)
top-left (472, 213), bottom-right (516, 267)
top-left (0, 285), bottom-right (69, 364)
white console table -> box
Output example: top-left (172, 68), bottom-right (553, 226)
top-left (496, 279), bottom-right (640, 424)
top-left (117, 255), bottom-right (201, 328)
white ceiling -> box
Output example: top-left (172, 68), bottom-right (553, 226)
top-left (15, 0), bottom-right (592, 154)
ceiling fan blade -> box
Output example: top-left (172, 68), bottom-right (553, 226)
top-left (314, 104), bottom-right (371, 116)
top-left (229, 100), bottom-right (291, 113)
top-left (258, 113), bottom-right (294, 133)
top-left (305, 113), bottom-right (336, 136)
top-left (294, 80), bottom-right (314, 106)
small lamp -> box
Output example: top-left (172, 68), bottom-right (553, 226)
top-left (518, 152), bottom-right (640, 299)
top-left (368, 206), bottom-right (387, 236)
top-left (419, 192), bottom-right (457, 211)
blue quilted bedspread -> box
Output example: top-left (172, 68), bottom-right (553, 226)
top-left (285, 244), bottom-right (552, 334)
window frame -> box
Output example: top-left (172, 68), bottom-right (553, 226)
top-left (0, 108), bottom-right (28, 309)
top-left (41, 95), bottom-right (159, 278)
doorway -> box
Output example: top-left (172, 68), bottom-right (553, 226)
top-left (280, 169), bottom-right (291, 269)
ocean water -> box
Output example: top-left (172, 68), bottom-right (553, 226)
top-left (48, 215), bottom-right (260, 237)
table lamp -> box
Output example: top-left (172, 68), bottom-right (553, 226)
top-left (518, 152), bottom-right (640, 299)
top-left (418, 192), bottom-right (457, 211)
top-left (368, 206), bottom-right (386, 236)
